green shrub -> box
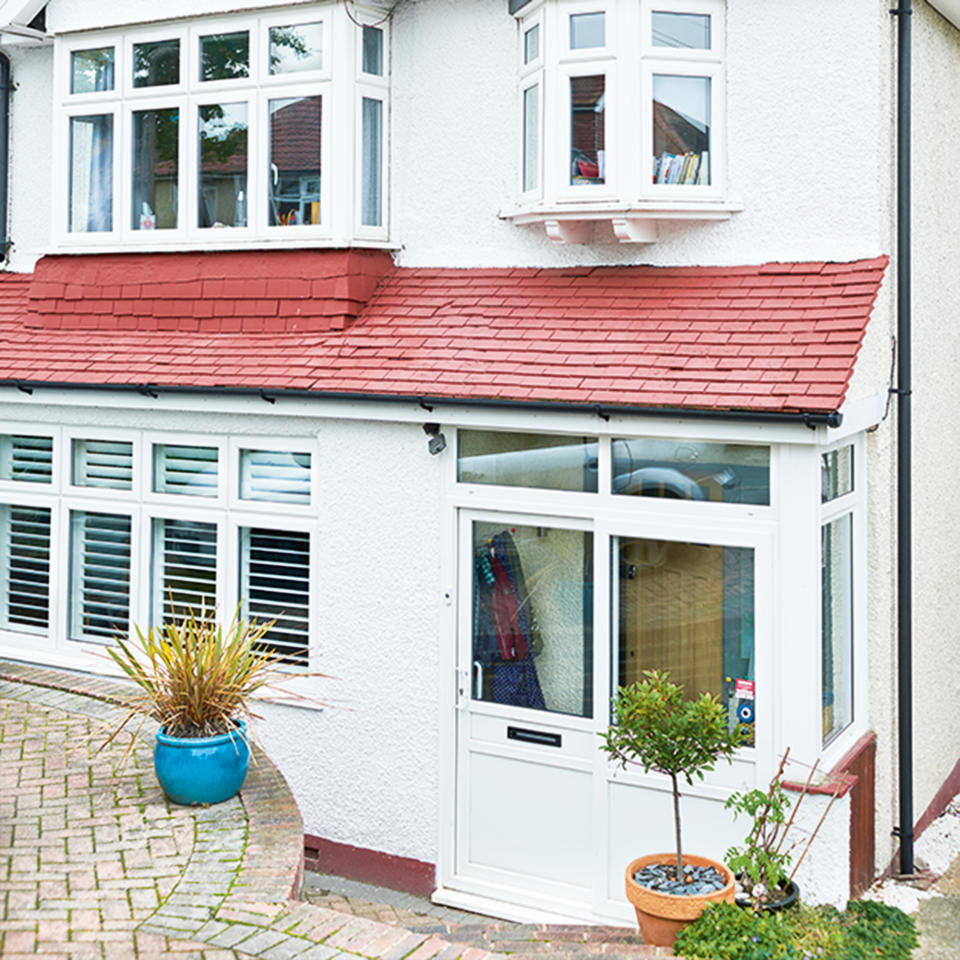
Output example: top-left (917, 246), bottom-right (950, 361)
top-left (673, 900), bottom-right (917, 960)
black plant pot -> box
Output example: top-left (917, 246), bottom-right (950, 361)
top-left (735, 878), bottom-right (800, 912)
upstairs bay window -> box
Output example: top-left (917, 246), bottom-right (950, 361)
top-left (56, 6), bottom-right (390, 248)
top-left (509, 0), bottom-right (732, 244)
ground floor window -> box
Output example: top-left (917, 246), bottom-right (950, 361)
top-left (0, 427), bottom-right (316, 666)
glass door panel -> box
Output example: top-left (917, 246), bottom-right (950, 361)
top-left (615, 537), bottom-right (755, 742)
top-left (472, 521), bottom-right (593, 718)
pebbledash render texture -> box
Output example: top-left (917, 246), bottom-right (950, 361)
top-left (0, 251), bottom-right (887, 414)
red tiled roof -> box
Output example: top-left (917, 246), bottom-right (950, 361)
top-left (0, 253), bottom-right (888, 416)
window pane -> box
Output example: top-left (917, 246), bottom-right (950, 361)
top-left (473, 522), bottom-right (593, 718)
top-left (653, 74), bottom-right (710, 185)
top-left (570, 75), bottom-right (604, 185)
top-left (459, 431), bottom-right (598, 492)
top-left (70, 511), bottom-right (131, 642)
top-left (240, 449), bottom-right (311, 504)
top-left (362, 26), bottom-right (383, 75)
top-left (269, 96), bottom-right (321, 227)
top-left (570, 12), bottom-right (605, 48)
top-left (617, 537), bottom-right (755, 740)
top-left (153, 444), bottom-right (219, 496)
top-left (69, 114), bottom-right (113, 232)
top-left (652, 11), bottom-right (710, 48)
top-left (198, 102), bottom-right (248, 228)
top-left (612, 439), bottom-right (770, 504)
top-left (822, 515), bottom-right (853, 743)
top-left (821, 446), bottom-right (853, 502)
top-left (241, 527), bottom-right (310, 665)
top-left (361, 97), bottom-right (383, 227)
top-left (270, 22), bottom-right (323, 74)
top-left (0, 435), bottom-right (53, 483)
top-left (133, 108), bottom-right (179, 230)
top-left (200, 31), bottom-right (249, 81)
top-left (133, 39), bottom-right (180, 87)
top-left (524, 24), bottom-right (540, 64)
top-left (72, 439), bottom-right (133, 489)
top-left (2, 504), bottom-right (51, 632)
top-left (71, 47), bottom-right (114, 93)
top-left (153, 518), bottom-right (217, 624)
top-left (523, 84), bottom-right (539, 192)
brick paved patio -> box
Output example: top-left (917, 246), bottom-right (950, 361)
top-left (0, 661), bottom-right (668, 959)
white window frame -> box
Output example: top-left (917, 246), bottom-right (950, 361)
top-left (0, 425), bottom-right (320, 669)
top-left (508, 0), bottom-right (732, 240)
top-left (54, 5), bottom-right (390, 251)
top-left (817, 437), bottom-right (863, 758)
top-left (639, 57), bottom-right (724, 200)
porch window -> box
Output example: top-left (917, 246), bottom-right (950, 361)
top-left (612, 438), bottom-right (770, 504)
top-left (821, 514), bottom-right (853, 743)
top-left (72, 439), bottom-right (133, 489)
top-left (615, 537), bottom-right (755, 740)
top-left (458, 430), bottom-right (598, 492)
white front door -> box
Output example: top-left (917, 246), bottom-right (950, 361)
top-left (453, 510), bottom-right (600, 919)
top-left (448, 508), bottom-right (768, 924)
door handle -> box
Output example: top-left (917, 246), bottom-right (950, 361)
top-left (473, 660), bottom-right (483, 699)
top-left (456, 666), bottom-right (470, 710)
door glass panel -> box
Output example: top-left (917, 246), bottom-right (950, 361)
top-left (472, 522), bottom-right (593, 718)
top-left (615, 537), bottom-right (755, 742)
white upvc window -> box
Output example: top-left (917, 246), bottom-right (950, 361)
top-left (54, 4), bottom-right (390, 250)
top-left (507, 0), bottom-right (732, 244)
top-left (0, 426), bottom-right (318, 668)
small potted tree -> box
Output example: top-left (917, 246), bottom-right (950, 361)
top-left (600, 669), bottom-right (741, 947)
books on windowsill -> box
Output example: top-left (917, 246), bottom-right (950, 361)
top-left (653, 151), bottom-right (708, 185)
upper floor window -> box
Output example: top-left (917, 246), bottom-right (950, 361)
top-left (56, 6), bottom-right (389, 249)
top-left (512, 0), bottom-right (730, 243)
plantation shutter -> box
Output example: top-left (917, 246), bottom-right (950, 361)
top-left (239, 450), bottom-right (311, 504)
top-left (154, 444), bottom-right (218, 497)
top-left (154, 518), bottom-right (217, 624)
top-left (240, 527), bottom-right (310, 664)
top-left (73, 439), bottom-right (134, 489)
top-left (1, 504), bottom-right (51, 631)
top-left (0, 435), bottom-right (53, 483)
top-left (70, 511), bottom-right (132, 641)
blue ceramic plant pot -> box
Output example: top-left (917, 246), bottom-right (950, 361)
top-left (154, 720), bottom-right (250, 805)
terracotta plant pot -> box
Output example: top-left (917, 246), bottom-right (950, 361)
top-left (624, 853), bottom-right (736, 947)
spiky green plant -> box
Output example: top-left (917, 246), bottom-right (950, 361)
top-left (102, 603), bottom-right (325, 753)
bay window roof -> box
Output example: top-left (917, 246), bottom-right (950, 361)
top-left (0, 252), bottom-right (887, 416)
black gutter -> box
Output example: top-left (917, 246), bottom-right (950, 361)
top-left (892, 0), bottom-right (914, 877)
top-left (0, 54), bottom-right (11, 264)
top-left (0, 379), bottom-right (843, 428)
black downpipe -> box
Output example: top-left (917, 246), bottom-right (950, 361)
top-left (0, 53), bottom-right (10, 264)
top-left (894, 0), bottom-right (914, 876)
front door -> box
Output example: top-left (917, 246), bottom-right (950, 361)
top-left (453, 510), bottom-right (598, 919)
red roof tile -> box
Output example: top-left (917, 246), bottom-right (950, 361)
top-left (0, 254), bottom-right (888, 416)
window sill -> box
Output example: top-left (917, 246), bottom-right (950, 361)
top-left (50, 235), bottom-right (401, 255)
top-left (500, 198), bottom-right (743, 244)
